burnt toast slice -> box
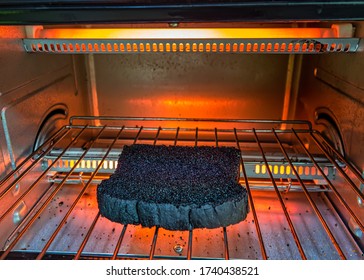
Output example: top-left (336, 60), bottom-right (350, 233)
top-left (97, 144), bottom-right (248, 230)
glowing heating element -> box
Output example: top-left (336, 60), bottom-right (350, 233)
top-left (44, 158), bottom-right (334, 183)
top-left (254, 164), bottom-right (330, 177)
top-left (48, 159), bottom-right (118, 171)
top-left (23, 24), bottom-right (360, 54)
top-left (36, 27), bottom-right (339, 39)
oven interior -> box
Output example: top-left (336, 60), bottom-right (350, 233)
top-left (0, 19), bottom-right (363, 260)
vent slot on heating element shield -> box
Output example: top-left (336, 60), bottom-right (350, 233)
top-left (22, 25), bottom-right (360, 54)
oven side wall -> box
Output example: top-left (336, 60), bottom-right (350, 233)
top-left (296, 22), bottom-right (364, 172)
top-left (0, 26), bottom-right (89, 180)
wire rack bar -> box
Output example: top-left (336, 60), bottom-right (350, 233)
top-left (214, 127), bottom-right (219, 147)
top-left (69, 116), bottom-right (313, 130)
top-left (36, 127), bottom-right (124, 260)
top-left (153, 127), bottom-right (162, 146)
top-left (134, 126), bottom-right (143, 144)
top-left (0, 126), bottom-right (107, 260)
top-left (292, 130), bottom-right (364, 232)
top-left (0, 127), bottom-right (71, 199)
top-left (234, 128), bottom-right (268, 260)
top-left (66, 124), bottom-right (314, 134)
top-left (186, 230), bottom-right (193, 260)
top-left (174, 127), bottom-right (180, 146)
top-left (312, 131), bottom-right (364, 184)
top-left (253, 129), bottom-right (307, 260)
top-left (0, 127), bottom-right (69, 189)
top-left (273, 129), bottom-right (346, 259)
top-left (309, 131), bottom-right (364, 200)
top-left (149, 227), bottom-right (160, 260)
top-left (223, 227), bottom-right (229, 260)
top-left (112, 225), bottom-right (128, 260)
top-left (74, 212), bottom-right (101, 260)
top-left (0, 126), bottom-right (87, 224)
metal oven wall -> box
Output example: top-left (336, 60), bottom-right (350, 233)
top-left (295, 22), bottom-right (364, 171)
top-left (0, 26), bottom-right (89, 180)
top-left (91, 53), bottom-right (289, 120)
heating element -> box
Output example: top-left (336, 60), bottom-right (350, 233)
top-left (0, 117), bottom-right (363, 260)
top-left (23, 25), bottom-right (360, 54)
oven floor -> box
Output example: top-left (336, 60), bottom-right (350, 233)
top-left (8, 183), bottom-right (363, 260)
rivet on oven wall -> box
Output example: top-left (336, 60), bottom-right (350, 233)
top-left (11, 173), bottom-right (21, 196)
top-left (358, 173), bottom-right (363, 208)
top-left (349, 217), bottom-right (363, 239)
top-left (173, 244), bottom-right (183, 254)
top-left (13, 201), bottom-right (27, 224)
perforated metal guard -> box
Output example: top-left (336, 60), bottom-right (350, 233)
top-left (23, 38), bottom-right (360, 54)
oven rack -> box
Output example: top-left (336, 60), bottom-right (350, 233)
top-left (0, 117), bottom-right (363, 260)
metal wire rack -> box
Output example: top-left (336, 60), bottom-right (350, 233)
top-left (0, 117), bottom-right (363, 260)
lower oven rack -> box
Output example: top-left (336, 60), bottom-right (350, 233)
top-left (0, 117), bottom-right (363, 260)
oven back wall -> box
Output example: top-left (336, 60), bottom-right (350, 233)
top-left (94, 53), bottom-right (289, 119)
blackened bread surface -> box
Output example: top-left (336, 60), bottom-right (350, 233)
top-left (97, 144), bottom-right (248, 230)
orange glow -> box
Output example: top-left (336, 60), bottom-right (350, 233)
top-left (38, 27), bottom-right (338, 39)
top-left (127, 96), bottom-right (241, 119)
top-left (253, 164), bottom-right (325, 176)
top-left (56, 159), bottom-right (118, 170)
top-left (117, 96), bottom-right (251, 130)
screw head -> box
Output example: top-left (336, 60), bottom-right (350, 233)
top-left (173, 244), bottom-right (183, 254)
top-left (169, 23), bottom-right (179, 28)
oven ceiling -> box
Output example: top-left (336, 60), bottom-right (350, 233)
top-left (1, 1), bottom-right (364, 24)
